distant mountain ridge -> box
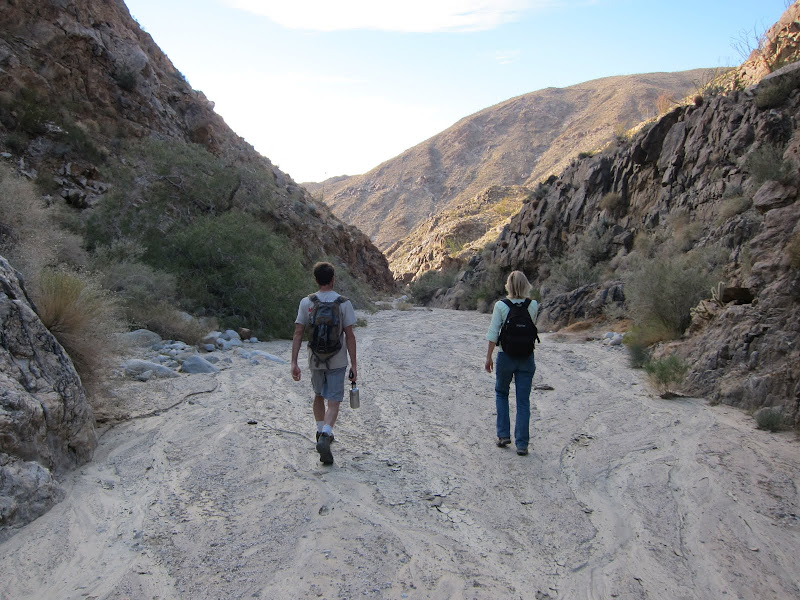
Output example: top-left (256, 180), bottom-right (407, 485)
top-left (305, 69), bottom-right (716, 278)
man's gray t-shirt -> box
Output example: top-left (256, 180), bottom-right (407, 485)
top-left (295, 291), bottom-right (356, 370)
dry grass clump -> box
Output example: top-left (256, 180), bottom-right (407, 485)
top-left (599, 192), bottom-right (623, 212)
top-left (656, 93), bottom-right (675, 114)
top-left (34, 268), bottom-right (125, 394)
top-left (0, 164), bottom-right (86, 282)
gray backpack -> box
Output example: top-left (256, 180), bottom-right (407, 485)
top-left (307, 294), bottom-right (348, 366)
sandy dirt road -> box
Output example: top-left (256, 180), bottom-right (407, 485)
top-left (0, 307), bottom-right (798, 600)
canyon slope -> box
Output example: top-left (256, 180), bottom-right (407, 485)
top-left (0, 0), bottom-right (393, 289)
top-left (306, 69), bottom-right (716, 278)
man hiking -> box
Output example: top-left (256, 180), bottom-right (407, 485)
top-left (291, 262), bottom-right (357, 465)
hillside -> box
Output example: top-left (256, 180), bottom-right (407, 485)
top-left (306, 69), bottom-right (715, 276)
top-left (428, 16), bottom-right (800, 425)
top-left (0, 0), bottom-right (394, 301)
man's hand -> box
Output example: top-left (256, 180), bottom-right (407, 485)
top-left (348, 367), bottom-right (357, 383)
top-left (291, 363), bottom-right (301, 381)
top-left (485, 358), bottom-right (493, 373)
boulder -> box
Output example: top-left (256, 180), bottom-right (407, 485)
top-left (180, 355), bottom-right (220, 374)
top-left (118, 328), bottom-right (162, 348)
top-left (122, 359), bottom-right (180, 379)
top-left (0, 257), bottom-right (96, 537)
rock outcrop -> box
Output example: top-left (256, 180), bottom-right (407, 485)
top-left (436, 65), bottom-right (800, 423)
top-left (0, 257), bottom-right (96, 538)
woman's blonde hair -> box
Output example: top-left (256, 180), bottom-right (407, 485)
top-left (505, 270), bottom-right (531, 299)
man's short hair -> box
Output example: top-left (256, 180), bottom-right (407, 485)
top-left (313, 262), bottom-right (335, 286)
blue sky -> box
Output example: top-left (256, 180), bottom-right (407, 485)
top-left (124, 0), bottom-right (791, 183)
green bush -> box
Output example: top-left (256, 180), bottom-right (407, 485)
top-left (624, 247), bottom-right (721, 339)
top-left (643, 354), bottom-right (688, 395)
top-left (745, 144), bottom-right (793, 185)
top-left (467, 264), bottom-right (508, 310)
top-left (755, 70), bottom-right (800, 109)
top-left (4, 132), bottom-right (29, 154)
top-left (545, 223), bottom-right (615, 293)
top-left (622, 333), bottom-right (650, 368)
top-left (754, 407), bottom-right (786, 432)
top-left (86, 138), bottom-right (280, 249)
top-left (444, 236), bottom-right (466, 255)
top-left (546, 253), bottom-right (596, 293)
top-left (148, 212), bottom-right (307, 339)
top-left (408, 268), bottom-right (459, 304)
top-left (114, 70), bottom-right (138, 92)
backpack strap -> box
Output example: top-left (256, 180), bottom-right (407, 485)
top-left (501, 298), bottom-right (540, 344)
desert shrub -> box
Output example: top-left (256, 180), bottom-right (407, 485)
top-left (4, 132), bottom-right (29, 154)
top-left (672, 218), bottom-right (705, 252)
top-left (355, 317), bottom-right (368, 328)
top-left (467, 264), bottom-right (508, 310)
top-left (623, 334), bottom-right (650, 368)
top-left (533, 181), bottom-right (551, 200)
top-left (624, 247), bottom-right (721, 340)
top-left (130, 302), bottom-right (210, 345)
top-left (578, 151), bottom-right (596, 159)
top-left (787, 232), bottom-right (800, 269)
top-left (34, 268), bottom-right (124, 393)
top-left (493, 198), bottom-right (519, 217)
top-left (0, 164), bottom-right (87, 279)
top-left (754, 407), bottom-right (786, 432)
top-left (656, 93), bottom-right (675, 114)
top-left (745, 144), bottom-right (793, 185)
top-left (599, 191), bottom-right (623, 211)
top-left (114, 70), bottom-right (138, 92)
top-left (546, 253), bottom-right (596, 293)
top-left (148, 211), bottom-right (307, 339)
top-left (86, 138), bottom-right (280, 249)
top-left (396, 301), bottom-right (413, 311)
top-left (717, 195), bottom-right (752, 222)
top-left (643, 354), bottom-right (688, 395)
top-left (613, 123), bottom-right (632, 143)
top-left (408, 268), bottom-right (458, 304)
top-left (444, 236), bottom-right (466, 255)
top-left (53, 120), bottom-right (105, 162)
top-left (11, 88), bottom-right (57, 136)
top-left (755, 69), bottom-right (800, 109)
top-left (94, 257), bottom-right (201, 341)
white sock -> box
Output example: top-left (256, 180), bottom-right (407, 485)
top-left (322, 424), bottom-right (332, 435)
top-left (316, 421), bottom-right (325, 433)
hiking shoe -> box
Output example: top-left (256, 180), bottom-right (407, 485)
top-left (316, 431), bottom-right (334, 443)
top-left (516, 447), bottom-right (528, 456)
top-left (496, 437), bottom-right (511, 448)
top-left (316, 433), bottom-right (334, 465)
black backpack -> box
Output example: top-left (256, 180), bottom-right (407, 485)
top-left (498, 298), bottom-right (539, 356)
top-left (308, 294), bottom-right (348, 366)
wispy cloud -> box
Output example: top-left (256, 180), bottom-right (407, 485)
top-left (225, 0), bottom-right (539, 33)
top-left (494, 49), bottom-right (521, 64)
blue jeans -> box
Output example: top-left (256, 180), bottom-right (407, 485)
top-left (495, 351), bottom-right (536, 449)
